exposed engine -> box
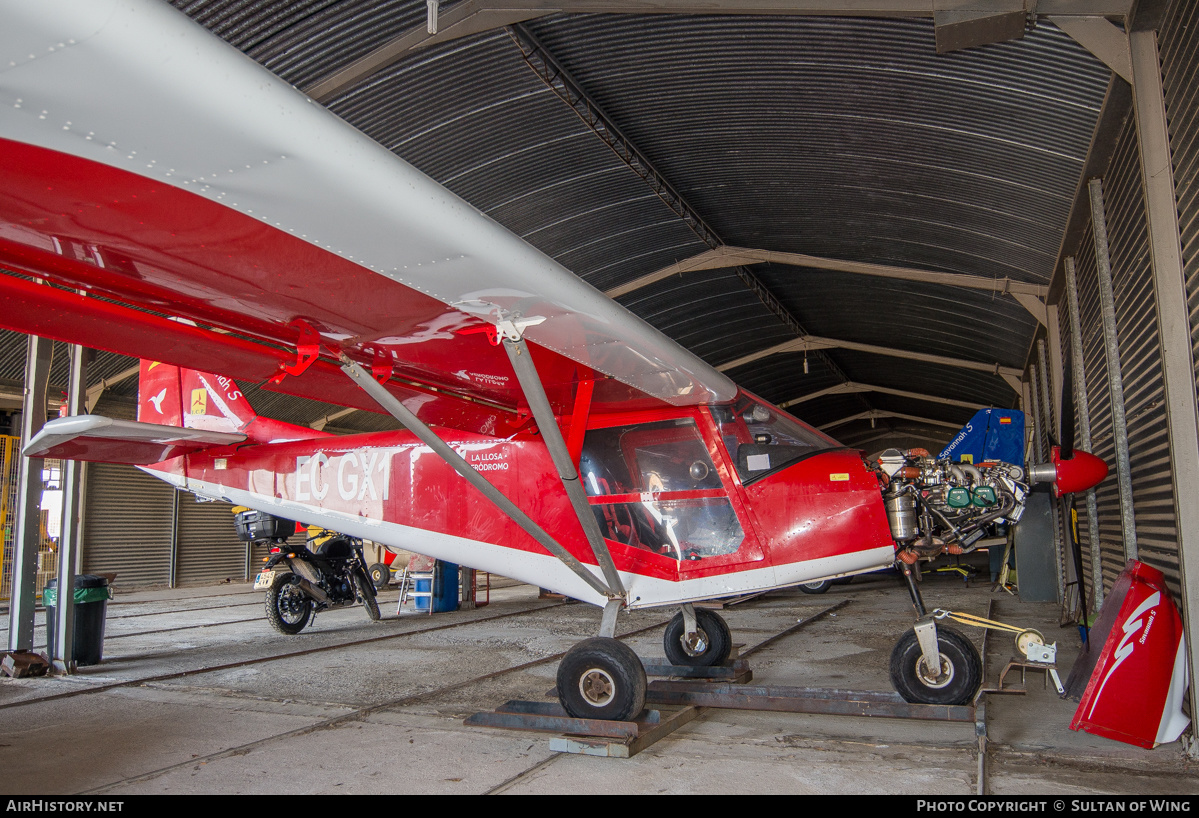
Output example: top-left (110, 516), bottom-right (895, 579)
top-left (870, 448), bottom-right (1030, 564)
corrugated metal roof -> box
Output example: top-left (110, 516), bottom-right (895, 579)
top-left (4, 3), bottom-right (1115, 446)
top-left (0, 331), bottom-right (139, 393)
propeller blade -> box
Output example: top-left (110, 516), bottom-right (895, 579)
top-left (1061, 493), bottom-right (1089, 638)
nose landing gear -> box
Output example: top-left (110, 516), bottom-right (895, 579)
top-left (663, 607), bottom-right (732, 667)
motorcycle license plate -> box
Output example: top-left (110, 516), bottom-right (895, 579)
top-left (253, 570), bottom-right (275, 590)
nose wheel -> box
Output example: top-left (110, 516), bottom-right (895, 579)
top-left (557, 637), bottom-right (646, 721)
top-left (889, 627), bottom-right (981, 705)
top-left (663, 608), bottom-right (732, 667)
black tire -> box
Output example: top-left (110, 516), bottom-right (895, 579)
top-left (557, 637), bottom-right (646, 721)
top-left (799, 579), bottom-right (831, 594)
top-left (265, 573), bottom-right (312, 635)
top-left (368, 562), bottom-right (390, 589)
top-left (889, 627), bottom-right (982, 706)
top-left (355, 570), bottom-right (380, 622)
top-left (663, 609), bottom-right (732, 667)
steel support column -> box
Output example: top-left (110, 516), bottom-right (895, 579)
top-left (1037, 339), bottom-right (1055, 449)
top-left (169, 487), bottom-right (180, 589)
top-left (1046, 305), bottom-right (1065, 433)
top-left (1037, 339), bottom-right (1065, 604)
top-left (1028, 363), bottom-right (1045, 463)
top-left (1065, 257), bottom-right (1104, 611)
top-left (7, 336), bottom-right (51, 652)
top-left (1021, 379), bottom-right (1034, 459)
top-left (52, 345), bottom-right (89, 672)
top-left (1088, 178), bottom-right (1137, 561)
top-left (1129, 27), bottom-right (1199, 755)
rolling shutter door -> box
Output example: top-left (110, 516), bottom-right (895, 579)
top-left (82, 463), bottom-right (173, 587)
top-left (175, 495), bottom-right (247, 586)
top-left (1073, 112), bottom-right (1181, 602)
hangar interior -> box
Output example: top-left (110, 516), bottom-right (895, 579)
top-left (2, 0), bottom-right (1199, 792)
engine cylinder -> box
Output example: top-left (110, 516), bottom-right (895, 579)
top-left (885, 492), bottom-right (918, 542)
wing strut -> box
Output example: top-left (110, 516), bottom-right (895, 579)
top-left (501, 335), bottom-right (625, 598)
top-left (339, 355), bottom-right (620, 602)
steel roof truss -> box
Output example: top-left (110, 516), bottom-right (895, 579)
top-left (780, 381), bottom-right (985, 411)
top-left (305, 1), bottom-right (1133, 103)
top-left (717, 335), bottom-right (1023, 388)
top-left (819, 409), bottom-right (965, 433)
top-left (608, 246), bottom-right (1050, 325)
top-left (1049, 16), bottom-right (1133, 83)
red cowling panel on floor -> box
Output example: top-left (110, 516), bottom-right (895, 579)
top-left (1068, 560), bottom-right (1189, 748)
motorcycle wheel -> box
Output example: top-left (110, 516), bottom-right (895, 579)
top-left (355, 570), bottom-right (380, 622)
top-left (265, 573), bottom-right (312, 635)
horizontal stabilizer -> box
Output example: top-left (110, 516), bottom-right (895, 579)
top-left (24, 415), bottom-right (245, 465)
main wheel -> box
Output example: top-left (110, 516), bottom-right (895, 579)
top-left (354, 571), bottom-right (381, 622)
top-left (368, 562), bottom-right (390, 589)
top-left (663, 609), bottom-right (732, 667)
top-left (889, 627), bottom-right (982, 706)
top-left (799, 579), bottom-right (831, 594)
top-left (265, 573), bottom-right (312, 635)
top-left (557, 637), bottom-right (646, 721)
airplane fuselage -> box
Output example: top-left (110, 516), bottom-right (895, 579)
top-left (148, 402), bottom-right (896, 609)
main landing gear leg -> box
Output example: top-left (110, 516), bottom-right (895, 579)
top-left (557, 598), bottom-right (646, 721)
top-left (599, 598), bottom-right (621, 637)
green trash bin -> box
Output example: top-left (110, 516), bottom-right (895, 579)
top-left (44, 575), bottom-right (112, 666)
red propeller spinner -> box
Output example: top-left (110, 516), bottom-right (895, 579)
top-left (1029, 445), bottom-right (1109, 497)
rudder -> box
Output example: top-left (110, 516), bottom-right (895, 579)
top-left (138, 361), bottom-right (257, 434)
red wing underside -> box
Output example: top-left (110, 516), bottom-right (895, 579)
top-left (0, 138), bottom-right (669, 430)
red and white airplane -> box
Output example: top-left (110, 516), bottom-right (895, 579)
top-left (2, 0), bottom-right (1106, 720)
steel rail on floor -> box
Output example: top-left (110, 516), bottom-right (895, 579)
top-left (464, 599), bottom-right (943, 757)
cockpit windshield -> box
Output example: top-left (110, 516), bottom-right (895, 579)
top-left (713, 394), bottom-right (839, 484)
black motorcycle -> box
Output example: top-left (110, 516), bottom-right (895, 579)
top-left (238, 510), bottom-right (380, 634)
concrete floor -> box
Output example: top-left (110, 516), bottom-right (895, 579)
top-left (2, 569), bottom-right (1197, 795)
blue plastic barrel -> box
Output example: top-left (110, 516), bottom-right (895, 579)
top-left (432, 562), bottom-right (459, 613)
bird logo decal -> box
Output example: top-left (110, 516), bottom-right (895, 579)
top-left (148, 388), bottom-right (167, 414)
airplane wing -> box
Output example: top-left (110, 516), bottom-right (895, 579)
top-left (22, 415), bottom-right (245, 465)
top-left (0, 0), bottom-right (737, 429)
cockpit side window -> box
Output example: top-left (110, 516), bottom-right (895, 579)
top-left (712, 396), bottom-right (837, 484)
top-left (580, 418), bottom-right (744, 562)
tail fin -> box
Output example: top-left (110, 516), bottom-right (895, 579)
top-left (26, 362), bottom-right (319, 464)
top-left (138, 361), bottom-right (256, 434)
top-left (937, 408), bottom-right (1024, 465)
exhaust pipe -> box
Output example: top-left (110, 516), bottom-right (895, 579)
top-left (296, 577), bottom-right (328, 603)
